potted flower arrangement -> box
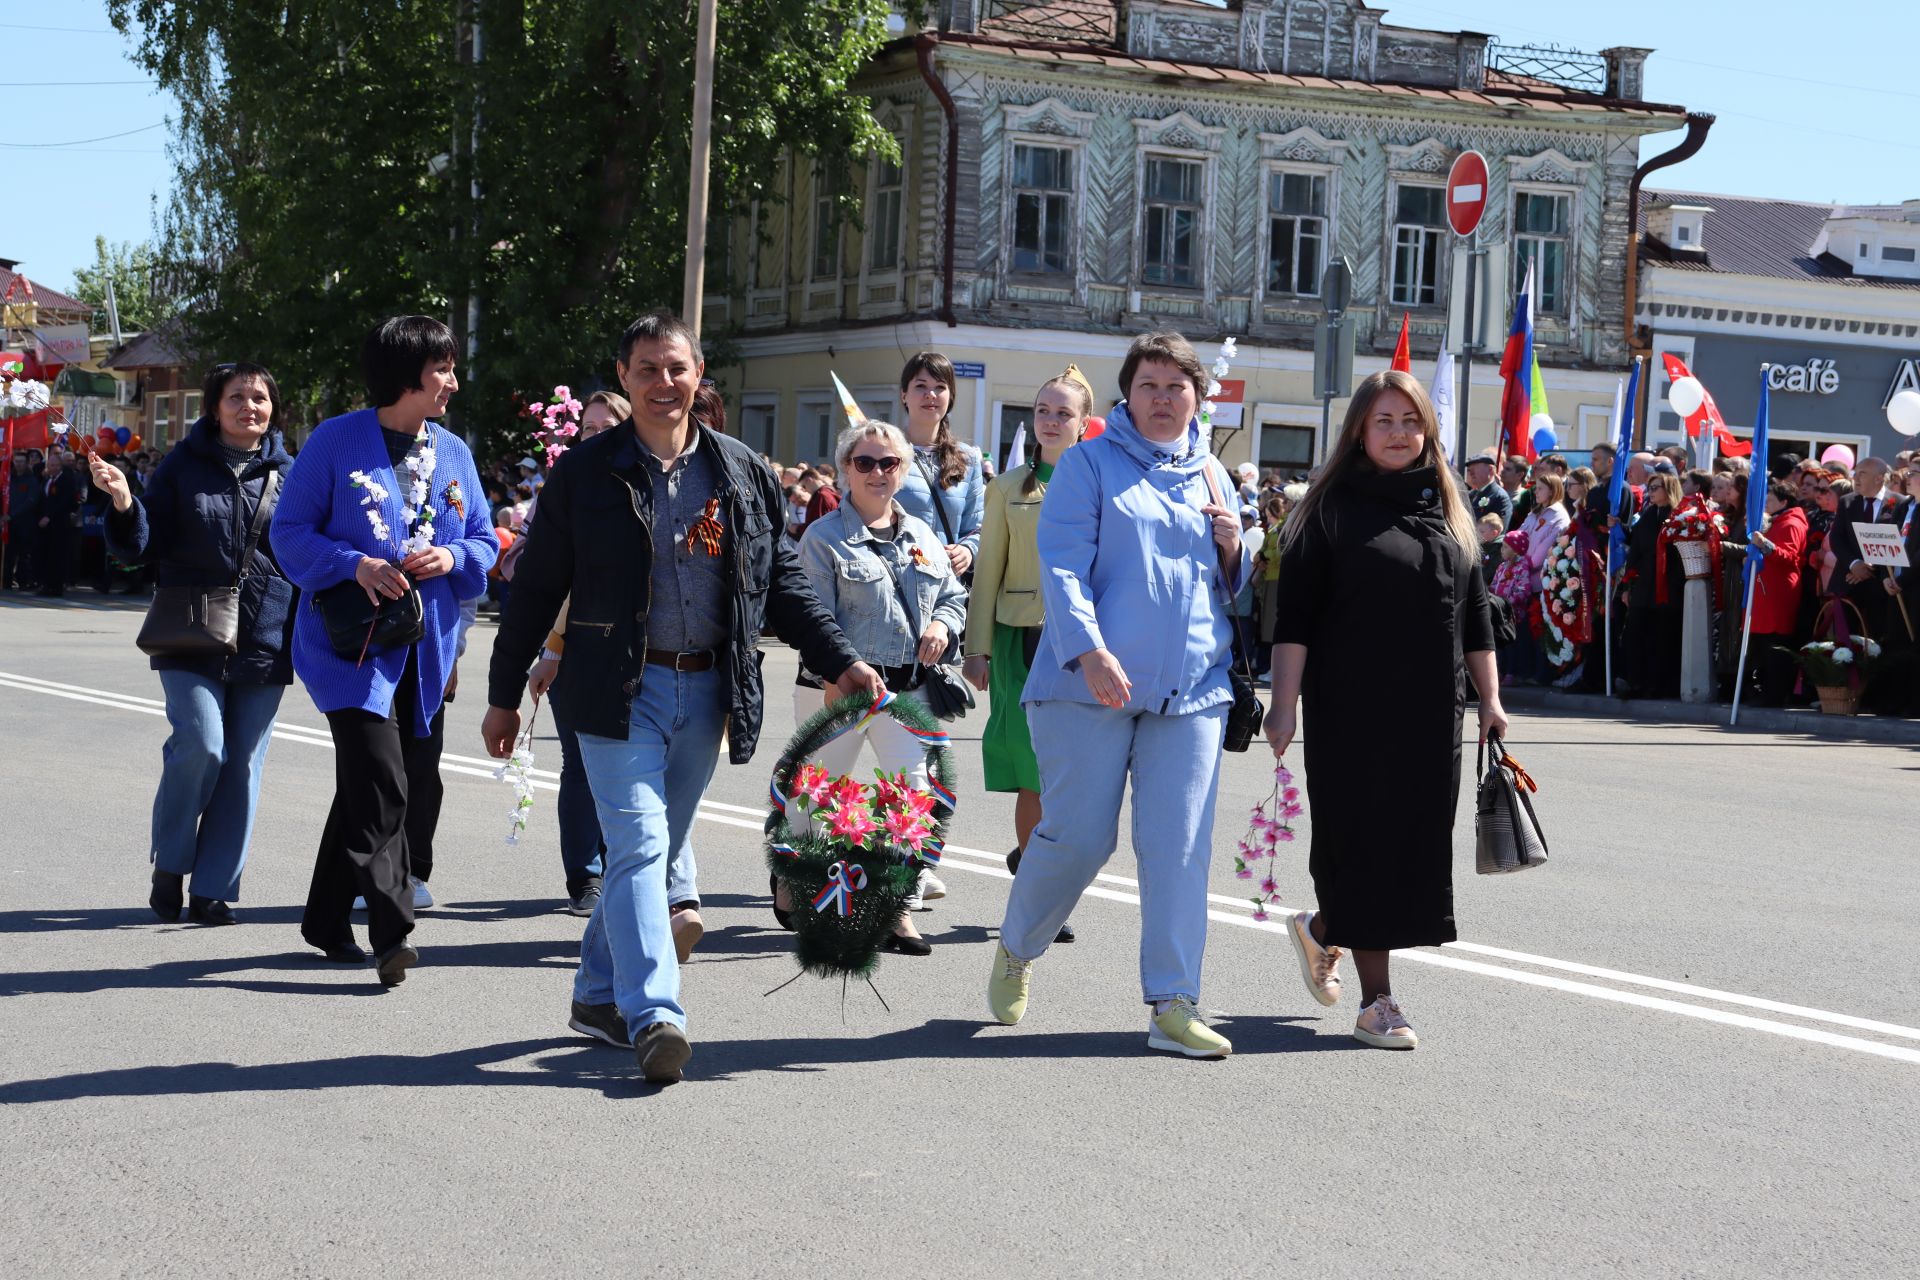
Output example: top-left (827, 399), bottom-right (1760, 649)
top-left (766, 692), bottom-right (957, 980)
top-left (1786, 637), bottom-right (1883, 715)
top-left (1656, 494), bottom-right (1729, 602)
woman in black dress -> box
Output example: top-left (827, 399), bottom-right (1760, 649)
top-left (1620, 470), bottom-right (1681, 697)
top-left (1265, 370), bottom-right (1506, 1050)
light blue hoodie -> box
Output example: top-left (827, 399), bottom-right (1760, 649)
top-left (1022, 403), bottom-right (1256, 715)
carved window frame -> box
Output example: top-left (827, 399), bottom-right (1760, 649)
top-left (999, 98), bottom-right (1096, 296)
top-left (1131, 111), bottom-right (1226, 297)
top-left (1255, 127), bottom-right (1350, 309)
top-left (1505, 149), bottom-right (1593, 327)
top-left (857, 113), bottom-right (912, 316)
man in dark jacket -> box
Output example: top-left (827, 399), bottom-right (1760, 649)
top-left (483, 311), bottom-right (882, 1084)
top-left (1830, 456), bottom-right (1896, 638)
top-left (4, 451), bottom-right (41, 590)
top-left (1462, 451), bottom-right (1510, 528)
top-left (33, 448), bottom-right (82, 596)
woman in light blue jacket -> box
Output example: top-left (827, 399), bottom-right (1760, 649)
top-left (789, 419), bottom-right (969, 955)
top-left (987, 331), bottom-right (1253, 1059)
top-left (893, 352), bottom-right (984, 576)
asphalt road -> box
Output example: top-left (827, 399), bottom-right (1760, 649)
top-left (2, 592), bottom-right (1915, 1278)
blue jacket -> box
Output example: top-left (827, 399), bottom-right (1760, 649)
top-left (271, 408), bottom-right (496, 732)
top-left (1023, 403), bottom-right (1255, 715)
top-left (796, 498), bottom-right (969, 668)
top-left (105, 416), bottom-right (297, 685)
top-left (895, 442), bottom-right (985, 557)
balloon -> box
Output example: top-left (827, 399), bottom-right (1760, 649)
top-left (115, 426), bottom-right (131, 446)
top-left (1820, 443), bottom-right (1855, 471)
top-left (129, 434), bottom-right (142, 450)
top-left (97, 427), bottom-right (115, 442)
top-left (1532, 426), bottom-right (1557, 454)
top-left (1083, 415), bottom-right (1106, 440)
top-left (1886, 389), bottom-right (1920, 437)
top-left (1668, 376), bottom-right (1706, 418)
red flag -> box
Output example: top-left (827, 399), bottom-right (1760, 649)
top-left (1390, 313), bottom-right (1412, 374)
top-left (1659, 354), bottom-right (1751, 457)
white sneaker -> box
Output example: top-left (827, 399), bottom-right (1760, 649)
top-left (1284, 910), bottom-right (1342, 1007)
top-left (916, 868), bottom-right (946, 904)
top-left (1353, 994), bottom-right (1418, 1050)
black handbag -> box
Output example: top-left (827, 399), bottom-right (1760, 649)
top-left (862, 540), bottom-right (973, 721)
top-left (312, 576), bottom-right (425, 663)
top-left (1199, 464), bottom-right (1264, 752)
top-left (136, 471), bottom-right (281, 658)
top-left (1474, 733), bottom-right (1549, 875)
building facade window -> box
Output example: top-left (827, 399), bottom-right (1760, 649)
top-left (811, 178), bottom-right (841, 280)
top-left (738, 395), bottom-right (778, 456)
top-left (1141, 156), bottom-right (1204, 288)
top-left (867, 155), bottom-right (903, 271)
top-left (1513, 190), bottom-right (1572, 314)
top-left (1390, 184), bottom-right (1447, 307)
top-left (1266, 170), bottom-right (1328, 297)
top-left (152, 396), bottom-right (171, 440)
top-left (795, 394), bottom-right (835, 464)
top-left (182, 391), bottom-right (203, 424)
top-left (1011, 144), bottom-right (1074, 275)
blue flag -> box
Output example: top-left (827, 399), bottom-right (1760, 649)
top-left (1742, 366), bottom-right (1772, 605)
top-left (1607, 356), bottom-right (1642, 575)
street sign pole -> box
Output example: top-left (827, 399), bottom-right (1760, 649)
top-left (1445, 151), bottom-right (1491, 464)
top-left (1316, 257), bottom-right (1355, 464)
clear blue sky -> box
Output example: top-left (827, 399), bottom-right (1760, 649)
top-left (6, 0), bottom-right (1918, 294)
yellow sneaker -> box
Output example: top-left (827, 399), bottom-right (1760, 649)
top-left (987, 943), bottom-right (1033, 1025)
top-left (1147, 998), bottom-right (1232, 1059)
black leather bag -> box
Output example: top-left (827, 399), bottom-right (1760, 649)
top-left (312, 577), bottom-right (425, 663)
top-left (1199, 464), bottom-right (1264, 752)
top-left (136, 471), bottom-right (281, 658)
top-left (862, 541), bottom-right (973, 721)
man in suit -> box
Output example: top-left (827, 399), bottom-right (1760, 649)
top-left (4, 451), bottom-right (41, 590)
top-left (1831, 456), bottom-right (1897, 637)
top-left (1463, 450), bottom-right (1511, 528)
top-left (32, 448), bottom-right (81, 597)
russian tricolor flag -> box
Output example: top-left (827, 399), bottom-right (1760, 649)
top-left (1499, 262), bottom-right (1539, 462)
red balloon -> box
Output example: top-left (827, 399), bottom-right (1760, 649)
top-left (96, 427), bottom-right (115, 441)
top-left (1083, 415), bottom-right (1106, 440)
top-left (128, 434), bottom-right (142, 450)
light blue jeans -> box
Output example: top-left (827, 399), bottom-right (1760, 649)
top-left (999, 699), bottom-right (1228, 1005)
top-left (572, 666), bottom-right (725, 1036)
top-left (151, 670), bottom-right (286, 902)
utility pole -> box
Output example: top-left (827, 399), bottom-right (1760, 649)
top-left (681, 0), bottom-right (719, 335)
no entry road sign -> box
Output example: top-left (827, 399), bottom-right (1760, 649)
top-left (1447, 151), bottom-right (1490, 238)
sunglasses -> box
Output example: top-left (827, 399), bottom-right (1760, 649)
top-left (848, 455), bottom-right (902, 475)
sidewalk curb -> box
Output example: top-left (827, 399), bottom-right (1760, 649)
top-left (1500, 686), bottom-right (1920, 746)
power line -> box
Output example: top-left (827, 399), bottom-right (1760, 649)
top-left (3, 23), bottom-right (120, 34)
top-left (0, 79), bottom-right (158, 87)
top-left (0, 122), bottom-right (165, 149)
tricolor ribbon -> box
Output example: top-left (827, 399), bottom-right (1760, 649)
top-left (769, 779), bottom-right (789, 814)
top-left (810, 861), bottom-right (868, 917)
top-left (928, 777), bottom-right (957, 814)
top-left (916, 839), bottom-right (944, 867)
top-left (770, 843), bottom-right (799, 861)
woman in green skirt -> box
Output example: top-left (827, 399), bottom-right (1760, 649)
top-left (963, 367), bottom-right (1093, 942)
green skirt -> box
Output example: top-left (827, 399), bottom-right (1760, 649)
top-left (982, 621), bottom-right (1042, 794)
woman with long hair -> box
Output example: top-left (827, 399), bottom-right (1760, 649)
top-left (962, 367), bottom-right (1093, 944)
top-left (272, 316), bottom-right (498, 985)
top-left (987, 331), bottom-right (1254, 1059)
top-left (894, 352), bottom-right (985, 578)
top-left (1267, 370), bottom-right (1506, 1050)
top-left (95, 362), bottom-right (296, 925)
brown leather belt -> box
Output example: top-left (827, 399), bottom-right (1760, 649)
top-left (644, 648), bottom-right (718, 672)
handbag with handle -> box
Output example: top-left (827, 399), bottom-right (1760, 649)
top-left (1474, 733), bottom-right (1549, 875)
top-left (136, 470), bottom-right (282, 658)
top-left (312, 577), bottom-right (425, 664)
top-left (860, 541), bottom-right (974, 721)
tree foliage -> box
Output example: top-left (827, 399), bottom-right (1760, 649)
top-left (69, 236), bottom-right (167, 336)
top-left (107, 0), bottom-right (895, 452)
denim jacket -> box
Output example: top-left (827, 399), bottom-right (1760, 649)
top-left (796, 498), bottom-right (968, 669)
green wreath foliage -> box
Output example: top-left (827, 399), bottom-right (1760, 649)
top-left (765, 693), bottom-right (957, 979)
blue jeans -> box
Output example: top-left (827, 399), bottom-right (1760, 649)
top-left (572, 666), bottom-right (725, 1036)
top-left (552, 707), bottom-right (606, 896)
top-left (999, 699), bottom-right (1227, 1005)
top-left (151, 670), bottom-right (285, 901)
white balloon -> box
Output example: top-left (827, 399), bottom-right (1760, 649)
top-left (1886, 389), bottom-right (1920, 436)
top-left (1529, 412), bottom-right (1554, 434)
top-left (1668, 376), bottom-right (1707, 418)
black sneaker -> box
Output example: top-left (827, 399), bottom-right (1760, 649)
top-left (1055, 920), bottom-right (1077, 944)
top-left (635, 1021), bottom-right (691, 1083)
top-left (565, 885), bottom-right (602, 918)
top-left (568, 999), bottom-right (631, 1048)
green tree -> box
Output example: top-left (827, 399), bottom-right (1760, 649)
top-left (70, 236), bottom-right (167, 336)
top-left (107, 0), bottom-right (895, 450)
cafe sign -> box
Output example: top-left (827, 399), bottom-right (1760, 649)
top-left (1766, 358), bottom-right (1839, 394)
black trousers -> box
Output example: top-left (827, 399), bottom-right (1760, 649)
top-left (2, 521), bottom-right (34, 588)
top-left (32, 522), bottom-right (70, 594)
top-left (1744, 632), bottom-right (1799, 708)
top-left (303, 651), bottom-right (444, 954)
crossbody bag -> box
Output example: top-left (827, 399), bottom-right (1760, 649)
top-left (136, 470), bottom-right (282, 659)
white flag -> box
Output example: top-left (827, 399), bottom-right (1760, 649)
top-left (1431, 348), bottom-right (1457, 465)
top-left (1007, 423), bottom-right (1027, 472)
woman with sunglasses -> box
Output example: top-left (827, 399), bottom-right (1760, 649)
top-left (783, 419), bottom-right (968, 955)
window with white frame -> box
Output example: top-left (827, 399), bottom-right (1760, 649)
top-left (152, 396), bottom-right (171, 438)
top-left (867, 153), bottom-right (903, 271)
top-left (1011, 143), bottom-right (1074, 275)
top-left (1266, 170), bottom-right (1328, 297)
top-left (1141, 156), bottom-right (1204, 288)
top-left (1513, 190), bottom-right (1572, 315)
top-left (183, 392), bottom-right (203, 423)
top-left (795, 395), bottom-right (835, 465)
top-left (811, 177), bottom-right (841, 281)
top-left (738, 395), bottom-right (778, 456)
top-left (1390, 184), bottom-right (1447, 307)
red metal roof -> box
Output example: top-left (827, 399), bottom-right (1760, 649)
top-left (0, 266), bottom-right (92, 314)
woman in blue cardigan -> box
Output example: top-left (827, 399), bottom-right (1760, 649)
top-left (271, 316), bottom-right (496, 986)
top-left (95, 362), bottom-right (295, 926)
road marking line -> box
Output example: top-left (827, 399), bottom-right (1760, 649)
top-left (7, 668), bottom-right (1919, 1063)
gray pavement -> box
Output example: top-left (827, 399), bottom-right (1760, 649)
top-left (1, 592), bottom-right (1916, 1279)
